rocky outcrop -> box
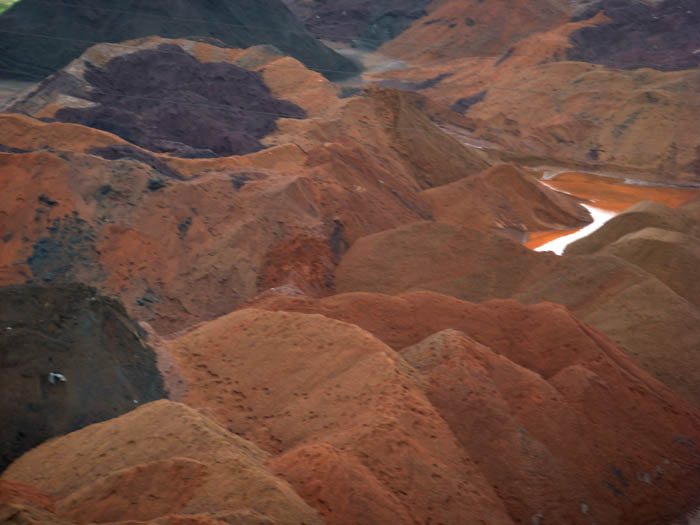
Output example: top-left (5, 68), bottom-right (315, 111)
top-left (0, 283), bottom-right (165, 472)
top-left (0, 0), bottom-right (359, 81)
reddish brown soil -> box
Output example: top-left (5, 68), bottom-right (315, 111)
top-left (368, 3), bottom-right (700, 185)
top-left (332, 221), bottom-right (700, 405)
top-left (1, 25), bottom-right (699, 525)
top-left (565, 200), bottom-right (699, 255)
top-left (424, 164), bottom-right (591, 233)
top-left (167, 308), bottom-right (513, 524)
top-left (0, 480), bottom-right (55, 512)
top-left (2, 400), bottom-right (322, 525)
top-left (381, 0), bottom-right (570, 63)
top-left (162, 296), bottom-right (700, 524)
top-left (0, 38), bottom-right (591, 333)
top-left (562, 201), bottom-right (700, 307)
top-left (268, 443), bottom-right (413, 525)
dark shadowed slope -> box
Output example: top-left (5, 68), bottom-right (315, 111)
top-left (0, 283), bottom-right (165, 472)
top-left (52, 44), bottom-right (306, 157)
top-left (0, 0), bottom-right (360, 81)
top-left (568, 0), bottom-right (700, 71)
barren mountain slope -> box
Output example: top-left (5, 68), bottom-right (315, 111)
top-left (163, 301), bottom-right (700, 524)
top-left (2, 400), bottom-right (322, 524)
top-left (0, 283), bottom-right (165, 472)
top-left (0, 0), bottom-right (359, 80)
top-left (0, 38), bottom-right (591, 332)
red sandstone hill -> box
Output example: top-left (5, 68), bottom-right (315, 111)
top-left (5, 299), bottom-right (699, 523)
top-left (422, 163), bottom-right (591, 233)
top-left (382, 0), bottom-right (570, 63)
top-left (332, 221), bottom-right (700, 406)
top-left (156, 302), bottom-right (700, 523)
top-left (0, 16), bottom-right (699, 525)
top-left (564, 200), bottom-right (700, 307)
top-left (0, 37), bottom-right (590, 334)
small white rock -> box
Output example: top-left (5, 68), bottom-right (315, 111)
top-left (48, 372), bottom-right (67, 384)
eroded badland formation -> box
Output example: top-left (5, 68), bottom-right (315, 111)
top-left (0, 0), bottom-right (699, 524)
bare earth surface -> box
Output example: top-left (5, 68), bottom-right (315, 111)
top-left (2, 2), bottom-right (700, 523)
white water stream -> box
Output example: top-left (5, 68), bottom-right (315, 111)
top-left (535, 204), bottom-right (616, 255)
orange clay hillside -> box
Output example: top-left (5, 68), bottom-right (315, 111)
top-left (2, 401), bottom-right (323, 525)
top-left (1, 3), bottom-right (700, 524)
top-left (331, 216), bottom-right (700, 406)
top-left (0, 37), bottom-right (593, 333)
top-left (366, 0), bottom-right (700, 184)
top-left (161, 300), bottom-right (700, 524)
top-left (381, 0), bottom-right (571, 62)
top-left (2, 292), bottom-right (699, 524)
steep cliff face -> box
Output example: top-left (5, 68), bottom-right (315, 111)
top-left (0, 0), bottom-right (360, 81)
top-left (0, 283), bottom-right (165, 472)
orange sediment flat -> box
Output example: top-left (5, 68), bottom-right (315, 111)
top-left (526, 172), bottom-right (700, 250)
top-left (542, 172), bottom-right (699, 212)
